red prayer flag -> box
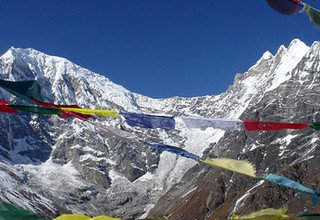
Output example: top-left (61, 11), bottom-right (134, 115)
top-left (0, 100), bottom-right (17, 113)
top-left (60, 110), bottom-right (93, 121)
top-left (243, 121), bottom-right (310, 131)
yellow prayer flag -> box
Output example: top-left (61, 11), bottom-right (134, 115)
top-left (61, 108), bottom-right (120, 117)
top-left (53, 214), bottom-right (90, 220)
top-left (53, 214), bottom-right (121, 220)
top-left (199, 157), bottom-right (256, 178)
top-left (230, 207), bottom-right (289, 220)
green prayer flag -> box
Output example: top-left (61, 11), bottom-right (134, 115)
top-left (0, 201), bottom-right (48, 220)
top-left (11, 105), bottom-right (62, 116)
top-left (304, 4), bottom-right (320, 26)
top-left (310, 122), bottom-right (320, 130)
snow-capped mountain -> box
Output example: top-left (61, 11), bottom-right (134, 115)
top-left (0, 39), bottom-right (318, 219)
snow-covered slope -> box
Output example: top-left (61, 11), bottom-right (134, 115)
top-left (0, 39), bottom-right (317, 219)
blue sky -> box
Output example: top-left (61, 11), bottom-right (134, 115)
top-left (0, 0), bottom-right (319, 98)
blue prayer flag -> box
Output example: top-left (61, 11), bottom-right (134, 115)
top-left (120, 112), bottom-right (175, 130)
top-left (263, 173), bottom-right (319, 206)
top-left (145, 142), bottom-right (200, 160)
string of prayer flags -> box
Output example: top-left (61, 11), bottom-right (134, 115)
top-left (120, 112), bottom-right (241, 131)
top-left (243, 121), bottom-right (310, 131)
top-left (0, 79), bottom-right (43, 103)
top-left (120, 112), bottom-right (320, 132)
top-left (175, 151), bottom-right (320, 209)
top-left (0, 77), bottom-right (319, 132)
top-left (3, 100), bottom-right (320, 133)
top-left (230, 207), bottom-right (289, 220)
top-left (0, 100), bottom-right (62, 116)
top-left (0, 79), bottom-right (90, 120)
top-left (179, 116), bottom-right (242, 131)
top-left (198, 157), bottom-right (257, 178)
top-left (120, 112), bottom-right (316, 132)
top-left (120, 112), bottom-right (175, 130)
top-left (0, 79), bottom-right (117, 119)
top-left (0, 80), bottom-right (317, 133)
top-left (262, 173), bottom-right (320, 206)
top-left (266, 0), bottom-right (320, 26)
top-left (138, 143), bottom-right (320, 211)
top-left (144, 142), bottom-right (200, 160)
top-left (0, 100), bottom-right (80, 120)
top-left (53, 214), bottom-right (121, 220)
top-left (0, 100), bottom-right (118, 120)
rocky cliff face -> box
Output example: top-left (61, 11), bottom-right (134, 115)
top-left (0, 39), bottom-right (318, 219)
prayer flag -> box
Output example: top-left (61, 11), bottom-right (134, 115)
top-left (266, 0), bottom-right (302, 15)
top-left (62, 108), bottom-right (120, 117)
top-left (199, 157), bottom-right (256, 178)
top-left (180, 116), bottom-right (241, 130)
top-left (304, 4), bottom-right (320, 26)
top-left (310, 122), bottom-right (320, 130)
top-left (0, 79), bottom-right (43, 102)
top-left (243, 121), bottom-right (309, 131)
top-left (145, 142), bottom-right (200, 160)
top-left (53, 214), bottom-right (121, 220)
top-left (263, 173), bottom-right (320, 206)
top-left (120, 112), bottom-right (175, 130)
top-left (298, 212), bottom-right (320, 219)
top-left (0, 100), bottom-right (17, 113)
top-left (230, 207), bottom-right (289, 220)
top-left (11, 105), bottom-right (62, 116)
top-left (0, 201), bottom-right (47, 220)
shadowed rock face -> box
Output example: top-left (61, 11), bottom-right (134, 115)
top-left (0, 39), bottom-right (319, 219)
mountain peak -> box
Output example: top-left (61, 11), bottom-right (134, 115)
top-left (288, 38), bottom-right (308, 49)
top-left (6, 47), bottom-right (41, 58)
top-left (261, 51), bottom-right (273, 60)
top-left (287, 38), bottom-right (309, 55)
